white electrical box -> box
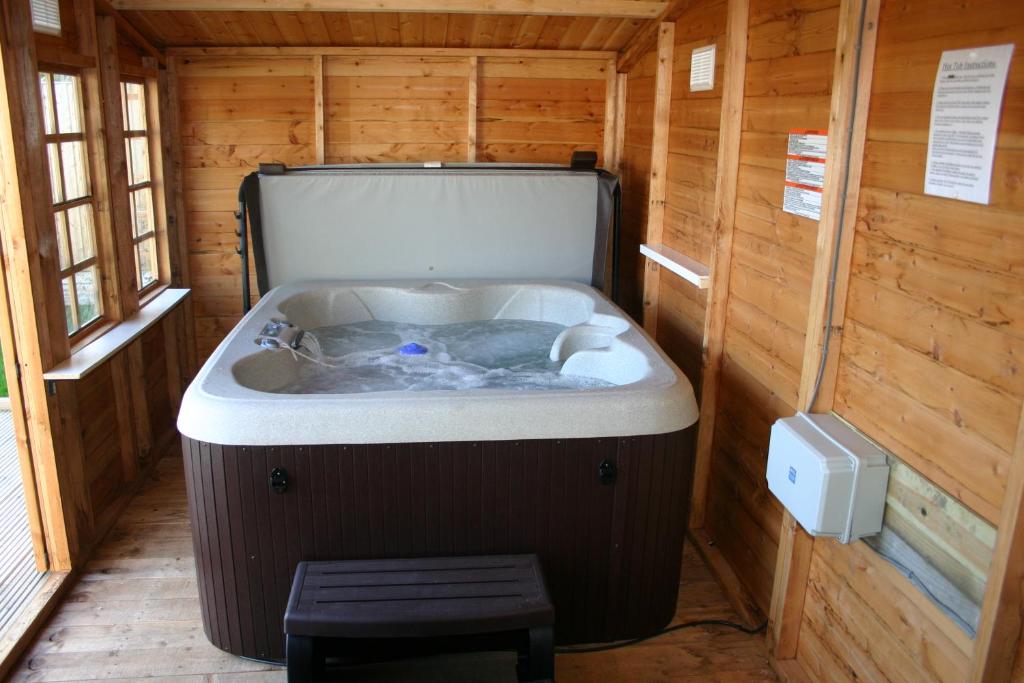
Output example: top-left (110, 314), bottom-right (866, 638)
top-left (766, 412), bottom-right (889, 543)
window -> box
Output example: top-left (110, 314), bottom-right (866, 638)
top-left (39, 71), bottom-right (102, 335)
top-left (120, 80), bottom-right (159, 291)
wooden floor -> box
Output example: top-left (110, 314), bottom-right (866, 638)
top-left (0, 409), bottom-right (45, 638)
top-left (9, 452), bottom-right (777, 682)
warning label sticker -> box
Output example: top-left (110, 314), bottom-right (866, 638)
top-left (783, 129), bottom-right (827, 220)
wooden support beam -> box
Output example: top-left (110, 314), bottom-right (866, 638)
top-left (0, 189), bottom-right (47, 572)
top-left (112, 0), bottom-right (668, 18)
top-left (467, 56), bottom-right (477, 162)
top-left (144, 58), bottom-right (173, 287)
top-left (689, 527), bottom-right (765, 629)
top-left (35, 46), bottom-right (97, 70)
top-left (602, 57), bottom-right (618, 170)
top-left (796, 0), bottom-right (879, 416)
top-left (970, 405), bottom-right (1024, 681)
top-left (612, 73), bottom-right (626, 174)
top-left (91, 12), bottom-right (141, 319)
top-left (167, 46), bottom-right (617, 60)
top-left (767, 0), bottom-right (880, 660)
top-left (615, 0), bottom-right (693, 73)
top-left (108, 354), bottom-right (138, 484)
top-left (313, 55), bottom-right (325, 165)
top-left (52, 381), bottom-right (92, 551)
top-left (639, 22), bottom-right (673, 337)
top-left (94, 0), bottom-right (165, 65)
top-left (689, 0), bottom-right (748, 529)
top-left (0, 0), bottom-right (80, 571)
top-left (159, 57), bottom-right (190, 291)
top-left (768, 514), bottom-right (815, 658)
top-left (125, 339), bottom-right (153, 463)
top-left (163, 308), bottom-right (184, 418)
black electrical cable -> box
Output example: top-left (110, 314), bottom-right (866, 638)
top-left (554, 619), bottom-right (768, 655)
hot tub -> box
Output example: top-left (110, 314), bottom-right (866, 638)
top-left (178, 279), bottom-right (698, 661)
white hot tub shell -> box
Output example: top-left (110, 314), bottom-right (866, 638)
top-left (177, 279), bottom-right (698, 446)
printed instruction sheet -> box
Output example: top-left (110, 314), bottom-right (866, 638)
top-left (783, 129), bottom-right (827, 221)
top-left (924, 44), bottom-right (1014, 205)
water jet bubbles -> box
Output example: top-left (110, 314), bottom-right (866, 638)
top-left (275, 319), bottom-right (613, 394)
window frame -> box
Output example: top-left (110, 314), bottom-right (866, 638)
top-left (39, 67), bottom-right (105, 339)
top-left (120, 77), bottom-right (161, 296)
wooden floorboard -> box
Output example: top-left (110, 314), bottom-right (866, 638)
top-left (0, 409), bottom-right (46, 638)
top-left (8, 453), bottom-right (777, 682)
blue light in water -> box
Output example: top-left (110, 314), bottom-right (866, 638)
top-left (398, 342), bottom-right (429, 356)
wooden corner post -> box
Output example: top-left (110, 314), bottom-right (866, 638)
top-left (688, 0), bottom-right (749, 530)
top-left (90, 11), bottom-right (140, 320)
top-left (768, 0), bottom-right (880, 660)
top-left (467, 56), bottom-right (478, 163)
top-left (970, 404), bottom-right (1024, 680)
top-left (640, 22), bottom-right (674, 337)
top-left (0, 0), bottom-right (82, 570)
top-left (313, 54), bottom-right (325, 165)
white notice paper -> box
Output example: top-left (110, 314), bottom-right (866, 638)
top-left (783, 129), bottom-right (828, 220)
top-left (924, 44), bottom-right (1014, 205)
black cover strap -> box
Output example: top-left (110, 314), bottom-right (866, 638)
top-left (238, 172), bottom-right (264, 312)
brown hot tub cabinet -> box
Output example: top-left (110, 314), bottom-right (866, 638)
top-left (183, 429), bottom-right (694, 661)
top-left (178, 280), bottom-right (699, 661)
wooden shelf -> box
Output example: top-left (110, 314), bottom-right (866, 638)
top-left (43, 288), bottom-right (190, 381)
top-left (640, 243), bottom-right (710, 289)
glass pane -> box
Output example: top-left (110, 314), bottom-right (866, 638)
top-left (46, 143), bottom-right (63, 203)
top-left (75, 266), bottom-right (100, 326)
top-left (66, 203), bottom-right (96, 264)
top-left (130, 188), bottom-right (153, 238)
top-left (53, 73), bottom-right (83, 135)
top-left (39, 72), bottom-right (55, 135)
top-left (54, 211), bottom-right (70, 271)
top-left (136, 237), bottom-right (158, 289)
top-left (123, 139), bottom-right (133, 186)
top-left (124, 82), bottom-right (146, 131)
top-left (120, 82), bottom-right (129, 132)
top-left (62, 276), bottom-right (75, 332)
top-left (128, 136), bottom-right (150, 184)
top-left (60, 140), bottom-right (90, 200)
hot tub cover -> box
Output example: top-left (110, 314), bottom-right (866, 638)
top-left (239, 163), bottom-right (619, 306)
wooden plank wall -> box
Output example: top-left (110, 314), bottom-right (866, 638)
top-left (478, 57), bottom-right (608, 163)
top-left (177, 51), bottom-right (610, 359)
top-left (70, 309), bottom-right (189, 544)
top-left (617, 49), bottom-right (658, 320)
top-left (800, 0), bottom-right (1024, 680)
top-left (622, 0), bottom-right (1023, 679)
top-left (179, 55), bottom-right (315, 357)
top-left (653, 0), bottom-right (727, 394)
top-left (327, 56), bottom-right (468, 162)
top-left (702, 0), bottom-right (839, 614)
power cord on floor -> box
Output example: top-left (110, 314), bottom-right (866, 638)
top-left (554, 619), bottom-right (768, 654)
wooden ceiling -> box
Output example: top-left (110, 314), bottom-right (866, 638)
top-left (118, 11), bottom-right (650, 50)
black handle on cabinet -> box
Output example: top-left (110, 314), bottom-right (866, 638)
top-left (597, 459), bottom-right (617, 486)
top-left (269, 467), bottom-right (289, 494)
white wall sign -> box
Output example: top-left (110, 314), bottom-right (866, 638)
top-left (783, 129), bottom-right (828, 221)
top-left (924, 44), bottom-right (1014, 205)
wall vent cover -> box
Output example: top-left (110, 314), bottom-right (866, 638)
top-left (31, 0), bottom-right (61, 36)
top-left (690, 44), bottom-right (716, 92)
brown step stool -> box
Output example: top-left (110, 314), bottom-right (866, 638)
top-left (284, 555), bottom-right (555, 682)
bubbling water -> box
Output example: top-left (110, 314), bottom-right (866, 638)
top-left (273, 319), bottom-right (614, 394)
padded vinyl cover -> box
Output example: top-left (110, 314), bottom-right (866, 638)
top-left (250, 166), bottom-right (615, 292)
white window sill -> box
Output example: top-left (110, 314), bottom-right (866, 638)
top-left (43, 288), bottom-right (190, 381)
top-left (640, 243), bottom-right (710, 289)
